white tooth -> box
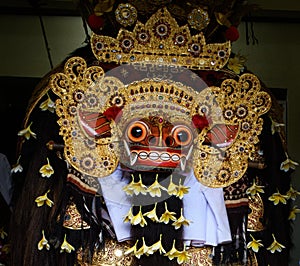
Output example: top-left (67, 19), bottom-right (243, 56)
top-left (171, 154), bottom-right (180, 162)
top-left (180, 157), bottom-right (187, 171)
top-left (160, 153), bottom-right (170, 161)
top-left (130, 153), bottom-right (138, 165)
top-left (186, 145), bottom-right (194, 160)
top-left (139, 152), bottom-right (148, 160)
top-left (149, 152), bottom-right (159, 161)
top-left (123, 140), bottom-right (131, 156)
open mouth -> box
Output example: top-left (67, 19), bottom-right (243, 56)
top-left (122, 140), bottom-right (193, 171)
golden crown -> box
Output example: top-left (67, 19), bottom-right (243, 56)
top-left (90, 7), bottom-right (231, 70)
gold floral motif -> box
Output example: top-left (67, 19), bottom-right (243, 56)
top-left (63, 202), bottom-right (90, 230)
top-left (247, 193), bottom-right (265, 231)
top-left (77, 239), bottom-right (134, 265)
top-left (77, 238), bottom-right (221, 266)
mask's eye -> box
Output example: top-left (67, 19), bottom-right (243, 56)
top-left (172, 125), bottom-right (193, 146)
top-left (127, 121), bottom-right (148, 142)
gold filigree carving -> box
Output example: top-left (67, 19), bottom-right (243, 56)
top-left (91, 8), bottom-right (231, 70)
top-left (248, 193), bottom-right (265, 232)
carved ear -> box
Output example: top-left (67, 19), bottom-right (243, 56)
top-left (103, 106), bottom-right (123, 122)
top-left (192, 114), bottom-right (209, 130)
top-left (78, 110), bottom-right (112, 138)
top-left (203, 124), bottom-right (239, 148)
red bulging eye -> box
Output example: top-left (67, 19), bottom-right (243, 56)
top-left (172, 126), bottom-right (193, 146)
top-left (127, 122), bottom-right (148, 142)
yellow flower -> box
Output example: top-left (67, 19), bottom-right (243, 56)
top-left (149, 234), bottom-right (166, 255)
top-left (143, 203), bottom-right (160, 222)
top-left (270, 117), bottom-right (285, 135)
top-left (135, 237), bottom-right (151, 258)
top-left (39, 93), bottom-right (55, 113)
top-left (147, 174), bottom-right (167, 197)
top-left (268, 190), bottom-right (289, 205)
top-left (131, 206), bottom-right (147, 227)
top-left (286, 186), bottom-right (300, 201)
top-left (246, 179), bottom-right (265, 197)
top-left (60, 234), bottom-right (75, 253)
top-left (124, 239), bottom-right (139, 255)
top-left (159, 202), bottom-right (177, 224)
top-left (280, 153), bottom-right (299, 172)
top-left (0, 227), bottom-right (8, 239)
top-left (11, 155), bottom-right (23, 173)
top-left (123, 175), bottom-right (147, 196)
top-left (17, 122), bottom-right (36, 140)
top-left (35, 190), bottom-right (54, 207)
top-left (123, 207), bottom-right (134, 223)
top-left (164, 239), bottom-right (179, 260)
top-left (167, 175), bottom-right (178, 196)
top-left (288, 205), bottom-right (300, 221)
top-left (172, 208), bottom-right (191, 229)
top-left (227, 53), bottom-right (247, 74)
top-left (176, 179), bottom-right (189, 199)
top-left (175, 244), bottom-right (191, 264)
top-left (267, 234), bottom-right (285, 253)
top-left (1, 244), bottom-right (10, 254)
top-left (37, 230), bottom-right (50, 251)
top-left (247, 234), bottom-right (264, 252)
top-left (39, 158), bottom-right (54, 178)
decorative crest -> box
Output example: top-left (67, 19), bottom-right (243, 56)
top-left (91, 8), bottom-right (231, 70)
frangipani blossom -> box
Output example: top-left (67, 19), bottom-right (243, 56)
top-left (60, 234), bottom-right (75, 253)
top-left (35, 190), bottom-right (54, 207)
top-left (143, 203), bottom-right (160, 222)
top-left (0, 227), bottom-right (8, 239)
top-left (167, 175), bottom-right (178, 196)
top-left (123, 207), bottom-right (134, 223)
top-left (159, 202), bottom-right (176, 224)
top-left (135, 237), bottom-right (151, 258)
top-left (246, 179), bottom-right (265, 197)
top-left (39, 93), bottom-right (55, 113)
top-left (37, 230), bottom-right (50, 251)
top-left (267, 234), bottom-right (285, 253)
top-left (11, 155), bottom-right (23, 173)
top-left (123, 174), bottom-right (147, 196)
top-left (17, 122), bottom-right (36, 140)
top-left (124, 239), bottom-right (139, 255)
top-left (227, 53), bottom-right (246, 74)
top-left (39, 158), bottom-right (54, 178)
top-left (175, 244), bottom-right (191, 264)
top-left (247, 234), bottom-right (264, 252)
top-left (149, 234), bottom-right (166, 255)
top-left (147, 175), bottom-right (167, 197)
top-left (288, 205), bottom-right (300, 221)
top-left (286, 186), bottom-right (300, 201)
top-left (172, 208), bottom-right (191, 229)
top-left (176, 179), bottom-right (189, 199)
top-left (270, 117), bottom-right (285, 135)
top-left (131, 206), bottom-right (147, 227)
top-left (280, 153), bottom-right (299, 172)
top-left (165, 239), bottom-right (178, 260)
top-left (268, 190), bottom-right (289, 205)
